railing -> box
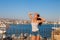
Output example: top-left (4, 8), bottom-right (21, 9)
top-left (1, 24), bottom-right (60, 40)
top-left (0, 27), bottom-right (52, 40)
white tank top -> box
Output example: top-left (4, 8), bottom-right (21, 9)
top-left (31, 23), bottom-right (39, 32)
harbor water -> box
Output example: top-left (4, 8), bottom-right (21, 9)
top-left (6, 24), bottom-right (60, 38)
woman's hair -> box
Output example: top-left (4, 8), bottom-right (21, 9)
top-left (36, 14), bottom-right (42, 26)
top-left (36, 14), bottom-right (40, 17)
top-left (37, 18), bottom-right (42, 26)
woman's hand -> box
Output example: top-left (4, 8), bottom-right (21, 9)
top-left (28, 13), bottom-right (33, 19)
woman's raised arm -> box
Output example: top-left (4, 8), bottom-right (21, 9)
top-left (28, 13), bottom-right (33, 19)
top-left (37, 17), bottom-right (46, 23)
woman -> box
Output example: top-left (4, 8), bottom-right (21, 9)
top-left (28, 12), bottom-right (45, 40)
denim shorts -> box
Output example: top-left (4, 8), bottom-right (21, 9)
top-left (31, 31), bottom-right (40, 36)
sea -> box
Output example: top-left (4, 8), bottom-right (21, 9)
top-left (6, 24), bottom-right (60, 38)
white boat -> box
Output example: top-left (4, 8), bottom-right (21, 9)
top-left (52, 27), bottom-right (60, 30)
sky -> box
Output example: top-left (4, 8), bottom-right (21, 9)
top-left (0, 0), bottom-right (60, 21)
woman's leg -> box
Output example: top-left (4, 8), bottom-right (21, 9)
top-left (36, 31), bottom-right (40, 40)
top-left (31, 36), bottom-right (40, 40)
top-left (31, 36), bottom-right (36, 40)
top-left (36, 35), bottom-right (40, 40)
top-left (31, 32), bottom-right (37, 40)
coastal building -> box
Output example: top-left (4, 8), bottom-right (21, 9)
top-left (0, 22), bottom-right (6, 40)
top-left (5, 21), bottom-right (13, 24)
top-left (43, 21), bottom-right (48, 24)
top-left (23, 20), bottom-right (28, 24)
top-left (58, 22), bottom-right (60, 24)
